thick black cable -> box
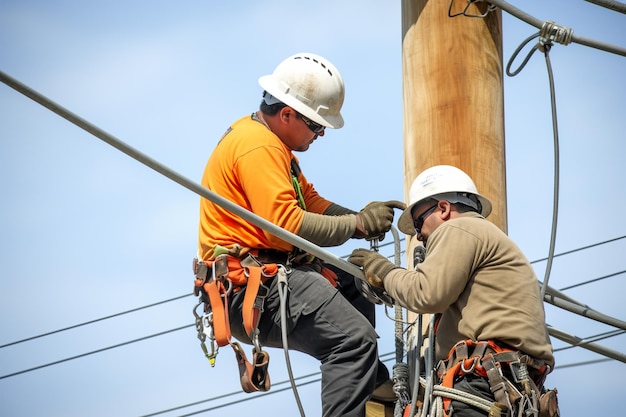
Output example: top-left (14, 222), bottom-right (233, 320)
top-left (0, 293), bottom-right (191, 349)
top-left (0, 324), bottom-right (192, 380)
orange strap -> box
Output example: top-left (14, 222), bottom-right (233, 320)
top-left (196, 257), bottom-right (279, 393)
top-left (204, 280), bottom-right (232, 347)
top-left (242, 264), bottom-right (277, 339)
top-left (439, 340), bottom-right (513, 416)
top-left (319, 264), bottom-right (339, 287)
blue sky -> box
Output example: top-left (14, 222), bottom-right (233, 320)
top-left (1, 1), bottom-right (625, 416)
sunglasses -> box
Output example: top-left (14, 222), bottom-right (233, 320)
top-left (298, 113), bottom-right (325, 134)
top-left (413, 203), bottom-right (438, 234)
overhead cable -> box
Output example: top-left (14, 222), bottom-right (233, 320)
top-left (487, 0), bottom-right (626, 57)
top-left (547, 325), bottom-right (626, 363)
top-left (530, 235), bottom-right (626, 264)
top-left (553, 329), bottom-right (625, 353)
top-left (544, 293), bottom-right (626, 331)
top-left (585, 0), bottom-right (626, 14)
top-left (0, 236), bottom-right (623, 353)
top-left (139, 351), bottom-right (397, 417)
top-left (137, 371), bottom-right (322, 417)
top-left (0, 324), bottom-right (192, 380)
top-left (559, 270), bottom-right (626, 291)
top-left (0, 293), bottom-right (191, 349)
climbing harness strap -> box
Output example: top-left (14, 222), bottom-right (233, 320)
top-left (435, 339), bottom-right (549, 417)
top-left (193, 253), bottom-right (276, 393)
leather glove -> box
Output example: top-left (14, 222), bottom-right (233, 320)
top-left (348, 248), bottom-right (399, 288)
top-left (355, 200), bottom-right (406, 239)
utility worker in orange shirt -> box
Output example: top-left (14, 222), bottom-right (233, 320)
top-left (197, 52), bottom-right (405, 417)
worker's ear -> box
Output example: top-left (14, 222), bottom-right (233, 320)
top-left (439, 200), bottom-right (452, 220)
top-left (279, 106), bottom-right (296, 124)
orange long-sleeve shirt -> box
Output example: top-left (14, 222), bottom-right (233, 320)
top-left (198, 114), bottom-right (332, 260)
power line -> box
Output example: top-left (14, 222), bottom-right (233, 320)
top-left (555, 357), bottom-right (612, 369)
top-left (138, 371), bottom-right (323, 417)
top-left (529, 235), bottom-right (626, 264)
top-left (0, 235), bottom-right (623, 385)
top-left (137, 335), bottom-right (619, 417)
top-left (2, 234), bottom-right (623, 351)
top-left (559, 270), bottom-right (625, 291)
top-left (178, 379), bottom-right (321, 417)
top-left (0, 324), bottom-right (191, 380)
top-left (0, 293), bottom-right (191, 349)
top-left (553, 329), bottom-right (625, 352)
top-left (138, 351), bottom-right (396, 417)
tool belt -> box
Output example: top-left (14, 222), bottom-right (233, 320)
top-left (435, 339), bottom-right (558, 417)
top-left (193, 252), bottom-right (281, 393)
top-left (192, 248), bottom-right (340, 393)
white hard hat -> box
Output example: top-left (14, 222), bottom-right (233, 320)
top-left (397, 165), bottom-right (493, 235)
top-left (258, 53), bottom-right (345, 129)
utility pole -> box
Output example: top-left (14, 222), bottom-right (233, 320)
top-left (365, 2), bottom-right (506, 416)
top-left (402, 0), bottom-right (506, 234)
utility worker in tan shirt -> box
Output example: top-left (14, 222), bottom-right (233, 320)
top-left (197, 53), bottom-right (405, 417)
top-left (349, 165), bottom-right (557, 417)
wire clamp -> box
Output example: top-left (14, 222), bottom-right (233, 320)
top-left (539, 20), bottom-right (573, 47)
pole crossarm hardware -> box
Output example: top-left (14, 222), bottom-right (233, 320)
top-left (0, 70), bottom-right (366, 281)
top-left (487, 0), bottom-right (626, 57)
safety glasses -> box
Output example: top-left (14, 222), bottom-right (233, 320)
top-left (298, 113), bottom-right (325, 134)
top-left (413, 203), bottom-right (438, 234)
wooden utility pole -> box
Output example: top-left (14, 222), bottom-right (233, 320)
top-left (402, 0), bottom-right (506, 235)
top-left (365, 3), bottom-right (507, 416)
top-left (366, 2), bottom-right (505, 415)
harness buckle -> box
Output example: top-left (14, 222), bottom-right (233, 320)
top-left (213, 254), bottom-right (229, 282)
top-left (254, 283), bottom-right (269, 311)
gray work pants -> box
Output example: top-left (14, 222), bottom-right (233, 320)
top-left (230, 264), bottom-right (383, 417)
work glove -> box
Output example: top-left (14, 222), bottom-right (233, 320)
top-left (348, 248), bottom-right (399, 288)
top-left (355, 200), bottom-right (406, 239)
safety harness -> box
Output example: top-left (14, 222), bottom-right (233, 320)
top-left (404, 337), bottom-right (558, 417)
top-left (438, 339), bottom-right (548, 416)
top-left (193, 253), bottom-right (277, 393)
top-left (193, 248), bottom-right (338, 395)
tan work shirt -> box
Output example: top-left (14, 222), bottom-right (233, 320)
top-left (385, 212), bottom-right (555, 367)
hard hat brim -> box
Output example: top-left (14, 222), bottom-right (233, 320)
top-left (258, 75), bottom-right (344, 129)
top-left (396, 193), bottom-right (492, 235)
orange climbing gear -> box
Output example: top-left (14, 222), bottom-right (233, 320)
top-left (434, 339), bottom-right (553, 417)
top-left (193, 253), bottom-right (279, 393)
